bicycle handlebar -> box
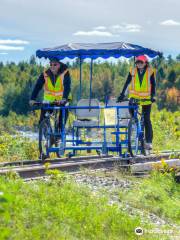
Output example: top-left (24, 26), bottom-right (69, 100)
top-left (120, 98), bottom-right (155, 104)
top-left (32, 100), bottom-right (68, 106)
top-left (30, 100), bottom-right (69, 111)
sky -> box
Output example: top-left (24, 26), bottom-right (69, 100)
top-left (0, 0), bottom-right (180, 63)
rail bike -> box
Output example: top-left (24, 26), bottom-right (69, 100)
top-left (34, 42), bottom-right (161, 160)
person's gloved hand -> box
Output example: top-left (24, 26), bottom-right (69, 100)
top-left (29, 100), bottom-right (36, 106)
top-left (151, 97), bottom-right (156, 103)
top-left (59, 99), bottom-right (67, 106)
top-left (117, 94), bottom-right (125, 102)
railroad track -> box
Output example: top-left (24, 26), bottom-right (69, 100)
top-left (0, 151), bottom-right (179, 180)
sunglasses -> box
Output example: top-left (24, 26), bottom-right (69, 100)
top-left (50, 63), bottom-right (59, 67)
top-left (135, 61), bottom-right (145, 64)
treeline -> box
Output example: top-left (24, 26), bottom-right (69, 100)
top-left (0, 54), bottom-right (179, 115)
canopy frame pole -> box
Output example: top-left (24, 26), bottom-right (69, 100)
top-left (79, 57), bottom-right (83, 100)
top-left (89, 58), bottom-right (93, 107)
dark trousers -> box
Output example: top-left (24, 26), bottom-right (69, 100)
top-left (142, 105), bottom-right (153, 143)
top-left (39, 109), bottom-right (69, 133)
top-left (129, 102), bottom-right (153, 143)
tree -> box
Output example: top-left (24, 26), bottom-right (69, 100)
top-left (176, 54), bottom-right (180, 62)
top-left (168, 70), bottom-right (176, 84)
top-left (29, 55), bottom-right (36, 65)
top-left (167, 55), bottom-right (174, 65)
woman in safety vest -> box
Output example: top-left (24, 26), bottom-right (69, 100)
top-left (29, 58), bottom-right (71, 135)
top-left (117, 55), bottom-right (156, 150)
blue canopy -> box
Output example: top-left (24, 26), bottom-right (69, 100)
top-left (36, 42), bottom-right (161, 60)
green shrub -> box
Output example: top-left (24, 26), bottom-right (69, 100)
top-left (0, 132), bottom-right (38, 162)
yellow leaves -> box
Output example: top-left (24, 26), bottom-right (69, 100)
top-left (167, 87), bottom-right (180, 103)
top-left (152, 158), bottom-right (179, 177)
top-left (169, 167), bottom-right (175, 172)
top-left (44, 162), bottom-right (50, 171)
top-left (70, 68), bottom-right (79, 81)
top-left (160, 158), bottom-right (168, 168)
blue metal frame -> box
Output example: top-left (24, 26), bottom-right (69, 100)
top-left (79, 57), bottom-right (82, 100)
top-left (127, 104), bottom-right (145, 155)
top-left (39, 104), bottom-right (138, 157)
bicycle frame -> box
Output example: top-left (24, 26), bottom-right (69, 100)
top-left (128, 99), bottom-right (146, 155)
top-left (33, 102), bottom-right (140, 158)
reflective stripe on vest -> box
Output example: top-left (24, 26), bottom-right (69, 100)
top-left (43, 69), bottom-right (68, 102)
top-left (129, 67), bottom-right (153, 100)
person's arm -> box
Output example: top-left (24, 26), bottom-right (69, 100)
top-left (150, 72), bottom-right (156, 98)
top-left (117, 73), bottom-right (132, 101)
top-left (30, 73), bottom-right (45, 100)
top-left (63, 70), bottom-right (71, 100)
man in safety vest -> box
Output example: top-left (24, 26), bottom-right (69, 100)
top-left (117, 55), bottom-right (156, 150)
top-left (29, 58), bottom-right (71, 134)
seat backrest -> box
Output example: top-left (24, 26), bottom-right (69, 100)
top-left (107, 98), bottom-right (131, 118)
top-left (75, 99), bottom-right (100, 120)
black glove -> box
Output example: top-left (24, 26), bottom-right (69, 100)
top-left (59, 99), bottom-right (67, 106)
top-left (151, 97), bottom-right (156, 103)
top-left (117, 94), bottom-right (125, 102)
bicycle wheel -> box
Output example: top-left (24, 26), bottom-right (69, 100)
top-left (128, 118), bottom-right (139, 157)
top-left (54, 120), bottom-right (62, 158)
top-left (39, 119), bottom-right (51, 160)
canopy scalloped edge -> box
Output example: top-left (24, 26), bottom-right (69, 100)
top-left (36, 42), bottom-right (162, 60)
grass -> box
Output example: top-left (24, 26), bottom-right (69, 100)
top-left (152, 106), bottom-right (180, 151)
top-left (119, 171), bottom-right (180, 225)
top-left (80, 167), bottom-right (180, 226)
top-left (0, 172), bottom-right (163, 240)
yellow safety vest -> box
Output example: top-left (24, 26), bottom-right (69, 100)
top-left (43, 69), bottom-right (68, 102)
top-left (129, 67), bottom-right (154, 105)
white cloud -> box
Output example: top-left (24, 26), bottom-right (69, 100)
top-left (93, 26), bottom-right (107, 31)
top-left (0, 39), bottom-right (29, 52)
top-left (0, 45), bottom-right (24, 51)
top-left (111, 23), bottom-right (142, 33)
top-left (160, 19), bottom-right (180, 26)
top-left (74, 23), bottom-right (142, 37)
top-left (0, 39), bottom-right (29, 45)
top-left (73, 30), bottom-right (113, 37)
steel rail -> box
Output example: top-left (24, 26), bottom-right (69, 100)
top-left (0, 152), bottom-right (179, 180)
top-left (1, 150), bottom-right (179, 168)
